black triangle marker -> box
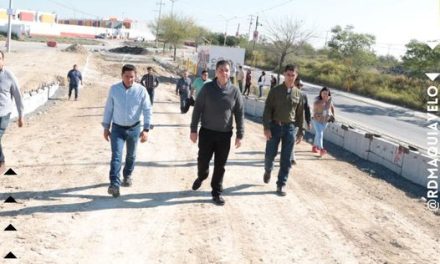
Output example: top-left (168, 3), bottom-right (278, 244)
top-left (4, 224), bottom-right (16, 231)
top-left (4, 196), bottom-right (17, 203)
top-left (4, 169), bottom-right (17, 176)
top-left (4, 252), bottom-right (17, 259)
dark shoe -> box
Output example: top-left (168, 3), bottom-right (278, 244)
top-left (107, 185), bottom-right (120, 198)
top-left (212, 195), bottom-right (225, 206)
top-left (276, 185), bottom-right (287, 196)
top-left (122, 177), bottom-right (132, 187)
top-left (263, 171), bottom-right (271, 184)
top-left (291, 159), bottom-right (297, 165)
top-left (192, 178), bottom-right (203, 190)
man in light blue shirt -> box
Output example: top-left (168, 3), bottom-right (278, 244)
top-left (0, 50), bottom-right (24, 173)
top-left (102, 64), bottom-right (152, 197)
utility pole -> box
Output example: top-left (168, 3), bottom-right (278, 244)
top-left (6, 0), bottom-right (13, 52)
top-left (247, 15), bottom-right (253, 41)
top-left (236, 23), bottom-right (240, 37)
top-left (169, 0), bottom-right (177, 16)
top-left (155, 0), bottom-right (165, 48)
top-left (251, 16), bottom-right (262, 67)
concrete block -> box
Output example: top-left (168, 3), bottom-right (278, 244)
top-left (254, 100), bottom-right (264, 117)
top-left (245, 98), bottom-right (256, 117)
top-left (11, 84), bottom-right (59, 119)
top-left (367, 137), bottom-right (403, 175)
top-left (323, 122), bottom-right (344, 146)
top-left (342, 128), bottom-right (372, 160)
top-left (401, 151), bottom-right (438, 187)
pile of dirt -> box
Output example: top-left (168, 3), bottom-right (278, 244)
top-left (63, 44), bottom-right (88, 54)
top-left (109, 46), bottom-right (148, 55)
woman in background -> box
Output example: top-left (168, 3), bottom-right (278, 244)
top-left (312, 87), bottom-right (335, 156)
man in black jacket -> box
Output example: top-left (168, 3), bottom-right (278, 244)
top-left (190, 60), bottom-right (244, 206)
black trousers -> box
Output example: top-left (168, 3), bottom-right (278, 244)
top-left (69, 85), bottom-right (78, 99)
top-left (197, 127), bottom-right (232, 196)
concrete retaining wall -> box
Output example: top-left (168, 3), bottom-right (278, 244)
top-left (10, 83), bottom-right (59, 119)
top-left (244, 96), bottom-right (436, 188)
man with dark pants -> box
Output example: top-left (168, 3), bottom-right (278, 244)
top-left (0, 51), bottom-right (24, 173)
top-left (263, 64), bottom-right (304, 196)
top-left (102, 64), bottom-right (152, 198)
top-left (67, 64), bottom-right (83, 100)
top-left (140, 66), bottom-right (159, 105)
top-left (176, 70), bottom-right (192, 113)
top-left (190, 60), bottom-right (244, 206)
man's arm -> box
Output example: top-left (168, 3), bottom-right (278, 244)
top-left (262, 88), bottom-right (274, 130)
top-left (142, 89), bottom-right (152, 130)
top-left (102, 87), bottom-right (114, 130)
top-left (295, 90), bottom-right (305, 138)
top-left (10, 72), bottom-right (24, 126)
top-left (140, 75), bottom-right (147, 87)
top-left (234, 91), bottom-right (244, 139)
top-left (154, 76), bottom-right (159, 88)
top-left (190, 86), bottom-right (206, 134)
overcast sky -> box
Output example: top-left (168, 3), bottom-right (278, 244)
top-left (5, 0), bottom-right (440, 58)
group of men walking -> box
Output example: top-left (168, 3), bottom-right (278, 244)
top-left (101, 60), bottom-right (307, 205)
top-left (0, 49), bottom-right (310, 206)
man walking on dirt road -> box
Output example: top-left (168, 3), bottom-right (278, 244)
top-left (140, 66), bottom-right (159, 105)
top-left (190, 60), bottom-right (244, 206)
top-left (102, 64), bottom-right (152, 198)
top-left (0, 50), bottom-right (24, 173)
top-left (67, 64), bottom-right (83, 100)
top-left (262, 64), bottom-right (304, 196)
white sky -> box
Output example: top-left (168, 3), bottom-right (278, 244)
top-left (6, 0), bottom-right (440, 58)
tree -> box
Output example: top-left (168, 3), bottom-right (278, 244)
top-left (153, 14), bottom-right (197, 61)
top-left (402, 39), bottom-right (440, 78)
top-left (327, 25), bottom-right (376, 91)
top-left (264, 18), bottom-right (313, 84)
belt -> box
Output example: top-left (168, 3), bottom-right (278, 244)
top-left (273, 120), bottom-right (293, 126)
top-left (113, 121), bottom-right (140, 129)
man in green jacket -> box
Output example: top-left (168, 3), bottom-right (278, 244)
top-left (262, 64), bottom-right (304, 196)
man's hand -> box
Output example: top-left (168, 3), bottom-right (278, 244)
top-left (103, 129), bottom-right (111, 142)
top-left (140, 131), bottom-right (148, 143)
top-left (296, 134), bottom-right (303, 144)
top-left (17, 117), bottom-right (24, 127)
top-left (190, 132), bottom-right (198, 143)
top-left (235, 138), bottom-right (242, 148)
top-left (264, 129), bottom-right (272, 140)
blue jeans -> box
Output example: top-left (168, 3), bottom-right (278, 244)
top-left (147, 88), bottom-right (154, 105)
top-left (258, 85), bottom-right (263, 97)
top-left (69, 85), bottom-right (79, 99)
top-left (180, 91), bottom-right (189, 113)
top-left (264, 122), bottom-right (298, 187)
top-left (312, 119), bottom-right (327, 149)
top-left (109, 123), bottom-right (140, 187)
top-left (0, 113), bottom-right (11, 163)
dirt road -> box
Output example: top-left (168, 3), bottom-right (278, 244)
top-left (0, 52), bottom-right (438, 264)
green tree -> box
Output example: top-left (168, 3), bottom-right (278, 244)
top-left (154, 15), bottom-right (197, 61)
top-left (402, 39), bottom-right (440, 78)
top-left (327, 25), bottom-right (376, 91)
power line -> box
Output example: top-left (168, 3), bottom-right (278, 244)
top-left (46, 0), bottom-right (100, 18)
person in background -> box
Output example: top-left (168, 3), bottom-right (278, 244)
top-left (67, 64), bottom-right (83, 100)
top-left (192, 70), bottom-right (211, 98)
top-left (291, 76), bottom-right (311, 165)
top-left (140, 66), bottom-right (160, 105)
top-left (258, 71), bottom-right (266, 98)
top-left (175, 69), bottom-right (192, 113)
top-left (0, 50), bottom-right (24, 173)
top-left (312, 86), bottom-right (335, 157)
top-left (236, 65), bottom-right (245, 93)
top-left (243, 69), bottom-right (252, 96)
top-left (270, 75), bottom-right (277, 89)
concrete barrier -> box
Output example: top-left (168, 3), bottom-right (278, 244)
top-left (10, 82), bottom-right (59, 119)
top-left (243, 96), bottom-right (437, 188)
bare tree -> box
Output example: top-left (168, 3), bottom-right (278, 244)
top-left (265, 18), bottom-right (313, 83)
